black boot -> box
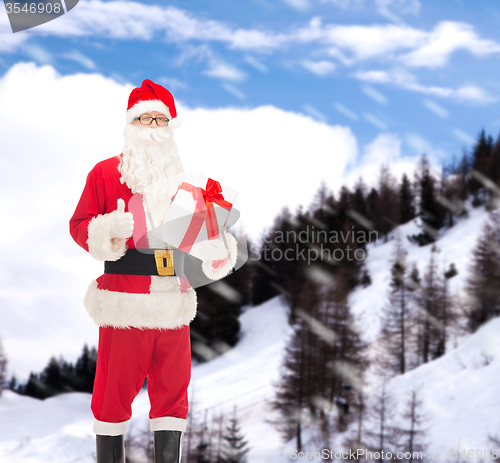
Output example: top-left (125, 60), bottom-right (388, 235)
top-left (153, 430), bottom-right (183, 463)
top-left (96, 434), bottom-right (125, 463)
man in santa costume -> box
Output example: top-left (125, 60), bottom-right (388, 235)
top-left (70, 79), bottom-right (238, 463)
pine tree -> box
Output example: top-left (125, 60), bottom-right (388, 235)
top-left (42, 356), bottom-right (64, 396)
top-left (251, 207), bottom-right (296, 306)
top-left (73, 344), bottom-right (97, 392)
top-left (408, 154), bottom-right (446, 246)
top-left (397, 388), bottom-right (429, 463)
top-left (343, 391), bottom-right (366, 463)
top-left (366, 187), bottom-right (379, 227)
top-left (219, 407), bottom-right (250, 463)
top-left (23, 372), bottom-right (45, 399)
top-left (350, 177), bottom-right (369, 224)
top-left (272, 278), bottom-right (366, 448)
top-left (373, 165), bottom-right (399, 241)
top-left (465, 211), bottom-right (500, 332)
top-left (414, 246), bottom-right (444, 364)
top-left (364, 381), bottom-right (398, 462)
top-left (434, 263), bottom-right (458, 358)
top-left (399, 173), bottom-right (416, 225)
top-left (490, 134), bottom-right (500, 194)
top-left (0, 337), bottom-right (7, 396)
top-left (379, 234), bottom-right (414, 375)
top-left (272, 290), bottom-right (316, 450)
top-left (469, 129), bottom-right (494, 205)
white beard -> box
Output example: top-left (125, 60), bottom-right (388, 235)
top-left (119, 124), bottom-right (186, 225)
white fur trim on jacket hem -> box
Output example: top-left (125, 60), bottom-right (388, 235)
top-left (126, 100), bottom-right (173, 124)
top-left (87, 211), bottom-right (128, 262)
top-left (201, 232), bottom-right (238, 281)
top-left (84, 276), bottom-right (197, 329)
top-left (93, 419), bottom-right (128, 436)
top-left (150, 416), bottom-right (187, 432)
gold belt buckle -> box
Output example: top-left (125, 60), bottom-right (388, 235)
top-left (154, 249), bottom-right (175, 276)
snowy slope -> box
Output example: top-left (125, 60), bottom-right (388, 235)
top-left (387, 316), bottom-right (500, 454)
top-left (349, 205), bottom-right (490, 344)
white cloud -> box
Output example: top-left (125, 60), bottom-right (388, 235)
top-left (296, 18), bottom-right (427, 60)
top-left (0, 33), bottom-right (28, 53)
top-left (404, 131), bottom-right (432, 154)
top-left (300, 60), bottom-right (336, 76)
top-left (30, 0), bottom-right (287, 52)
top-left (454, 85), bottom-right (494, 105)
top-left (342, 132), bottom-right (420, 190)
top-left (353, 68), bottom-right (496, 105)
top-left (400, 21), bottom-right (500, 68)
top-left (295, 19), bottom-right (500, 69)
top-left (204, 61), bottom-right (247, 81)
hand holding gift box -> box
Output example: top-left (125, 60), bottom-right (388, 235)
top-left (158, 171), bottom-right (239, 262)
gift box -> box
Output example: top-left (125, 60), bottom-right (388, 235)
top-left (158, 171), bottom-right (239, 260)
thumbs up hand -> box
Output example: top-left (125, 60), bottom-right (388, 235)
top-left (111, 198), bottom-right (134, 239)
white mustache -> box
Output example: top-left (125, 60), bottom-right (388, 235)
top-left (124, 124), bottom-right (173, 145)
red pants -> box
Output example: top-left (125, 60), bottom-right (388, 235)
top-left (91, 325), bottom-right (191, 434)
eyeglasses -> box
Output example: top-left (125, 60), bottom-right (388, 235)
top-left (134, 115), bottom-right (170, 126)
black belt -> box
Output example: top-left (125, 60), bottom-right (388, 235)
top-left (104, 248), bottom-right (185, 277)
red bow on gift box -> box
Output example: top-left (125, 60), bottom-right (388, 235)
top-left (178, 178), bottom-right (233, 253)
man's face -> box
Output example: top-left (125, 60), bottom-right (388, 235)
top-left (132, 111), bottom-right (168, 128)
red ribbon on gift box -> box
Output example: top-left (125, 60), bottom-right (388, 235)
top-left (178, 178), bottom-right (233, 253)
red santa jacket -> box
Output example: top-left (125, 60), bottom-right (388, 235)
top-left (70, 156), bottom-right (237, 330)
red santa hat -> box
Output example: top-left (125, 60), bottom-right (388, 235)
top-left (126, 79), bottom-right (182, 129)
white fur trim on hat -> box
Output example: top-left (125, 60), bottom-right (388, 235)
top-left (201, 232), bottom-right (238, 280)
top-left (168, 117), bottom-right (182, 129)
top-left (87, 212), bottom-right (128, 262)
top-left (150, 417), bottom-right (187, 432)
top-left (126, 99), bottom-right (177, 125)
top-left (84, 276), bottom-right (197, 329)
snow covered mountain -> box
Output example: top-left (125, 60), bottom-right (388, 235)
top-left (1, 204), bottom-right (499, 462)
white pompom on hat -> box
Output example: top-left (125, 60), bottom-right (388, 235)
top-left (126, 79), bottom-right (182, 129)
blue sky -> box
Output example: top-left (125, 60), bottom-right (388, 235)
top-left (1, 0), bottom-right (500, 166)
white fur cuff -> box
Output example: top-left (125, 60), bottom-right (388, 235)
top-left (87, 211), bottom-right (128, 262)
top-left (201, 232), bottom-right (238, 280)
top-left (93, 419), bottom-right (128, 436)
top-left (150, 416), bottom-right (187, 432)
